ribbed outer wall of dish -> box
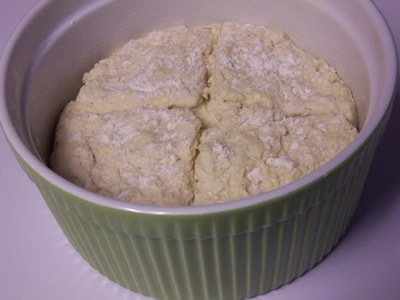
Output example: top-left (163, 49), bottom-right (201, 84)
top-left (16, 114), bottom-right (389, 300)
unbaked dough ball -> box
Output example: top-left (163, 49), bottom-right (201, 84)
top-left (51, 23), bottom-right (358, 206)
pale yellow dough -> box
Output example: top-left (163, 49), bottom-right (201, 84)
top-left (51, 23), bottom-right (358, 206)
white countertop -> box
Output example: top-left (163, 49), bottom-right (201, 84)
top-left (1, 1), bottom-right (400, 299)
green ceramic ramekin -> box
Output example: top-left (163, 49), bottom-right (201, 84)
top-left (0, 0), bottom-right (397, 299)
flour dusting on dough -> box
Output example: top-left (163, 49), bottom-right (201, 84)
top-left (51, 23), bottom-right (358, 206)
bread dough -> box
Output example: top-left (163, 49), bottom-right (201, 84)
top-left (50, 23), bottom-right (358, 206)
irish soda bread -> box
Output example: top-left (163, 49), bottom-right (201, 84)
top-left (50, 23), bottom-right (358, 206)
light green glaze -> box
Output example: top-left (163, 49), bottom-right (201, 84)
top-left (10, 112), bottom-right (390, 300)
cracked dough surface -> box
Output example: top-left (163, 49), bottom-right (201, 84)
top-left (51, 23), bottom-right (358, 206)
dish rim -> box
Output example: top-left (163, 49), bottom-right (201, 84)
top-left (0, 0), bottom-right (397, 216)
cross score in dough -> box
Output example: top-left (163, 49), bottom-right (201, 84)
top-left (50, 23), bottom-right (358, 206)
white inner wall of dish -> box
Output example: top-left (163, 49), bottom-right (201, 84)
top-left (23, 0), bottom-right (376, 162)
top-left (1, 0), bottom-right (396, 213)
